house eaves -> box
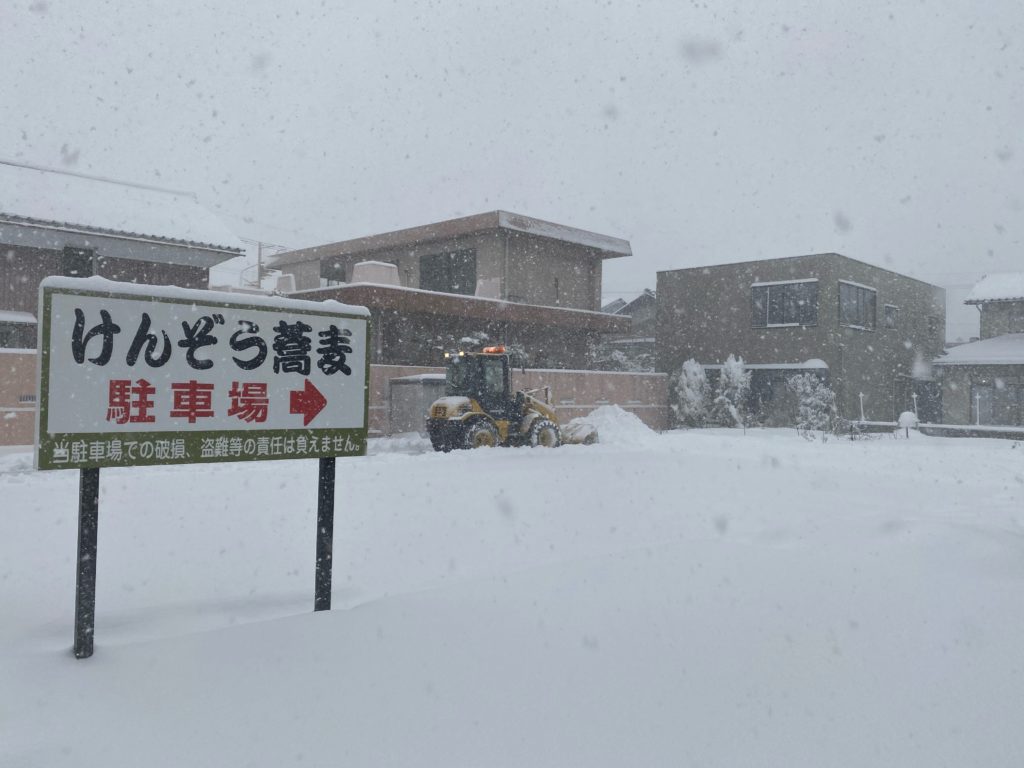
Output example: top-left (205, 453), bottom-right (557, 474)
top-left (271, 210), bottom-right (631, 268)
top-left (964, 272), bottom-right (1024, 304)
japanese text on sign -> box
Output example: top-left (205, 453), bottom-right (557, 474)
top-left (36, 278), bottom-right (370, 470)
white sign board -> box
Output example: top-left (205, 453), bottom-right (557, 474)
top-left (35, 277), bottom-right (370, 470)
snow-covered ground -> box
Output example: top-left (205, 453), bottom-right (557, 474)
top-left (3, 412), bottom-right (1024, 767)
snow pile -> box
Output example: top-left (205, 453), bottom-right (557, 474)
top-left (573, 404), bottom-right (656, 446)
top-left (0, 449), bottom-right (33, 474)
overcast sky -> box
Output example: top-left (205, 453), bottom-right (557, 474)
top-left (4, 0), bottom-right (1022, 340)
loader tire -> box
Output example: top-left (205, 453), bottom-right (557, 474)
top-left (528, 418), bottom-right (561, 448)
top-left (463, 420), bottom-right (500, 449)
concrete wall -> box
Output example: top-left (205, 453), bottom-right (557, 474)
top-left (0, 350), bottom-right (36, 446)
top-left (657, 254), bottom-right (946, 422)
top-left (371, 364), bottom-right (669, 435)
top-left (505, 232), bottom-right (601, 310)
top-left (979, 300), bottom-right (1024, 339)
top-left (283, 259), bottom-right (322, 292)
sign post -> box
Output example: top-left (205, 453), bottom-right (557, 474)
top-left (35, 277), bottom-right (370, 657)
top-left (315, 457), bottom-right (335, 611)
top-left (74, 467), bottom-right (100, 659)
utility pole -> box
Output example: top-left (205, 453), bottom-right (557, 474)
top-left (237, 238), bottom-right (289, 289)
top-left (256, 241), bottom-right (263, 289)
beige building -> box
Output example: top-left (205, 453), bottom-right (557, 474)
top-left (271, 211), bottom-right (631, 369)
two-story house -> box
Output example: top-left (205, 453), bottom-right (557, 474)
top-left (656, 253), bottom-right (946, 424)
top-left (270, 211), bottom-right (630, 369)
top-left (933, 272), bottom-right (1024, 426)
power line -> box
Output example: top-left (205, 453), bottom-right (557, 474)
top-left (0, 157), bottom-right (196, 197)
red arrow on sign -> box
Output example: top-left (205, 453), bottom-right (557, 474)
top-left (289, 379), bottom-right (327, 426)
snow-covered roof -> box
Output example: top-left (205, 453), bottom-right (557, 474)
top-left (0, 310), bottom-right (36, 324)
top-left (0, 160), bottom-right (243, 255)
top-left (933, 333), bottom-right (1024, 366)
top-left (965, 272), bottom-right (1024, 304)
top-left (497, 212), bottom-right (631, 256)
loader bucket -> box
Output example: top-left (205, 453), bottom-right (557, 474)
top-left (561, 420), bottom-right (599, 445)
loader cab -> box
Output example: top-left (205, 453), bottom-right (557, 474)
top-left (445, 348), bottom-right (513, 417)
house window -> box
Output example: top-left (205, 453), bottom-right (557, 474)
top-left (61, 247), bottom-right (94, 278)
top-left (419, 249), bottom-right (476, 295)
top-left (838, 281), bottom-right (876, 330)
top-left (884, 304), bottom-right (899, 329)
top-left (751, 279), bottom-right (818, 327)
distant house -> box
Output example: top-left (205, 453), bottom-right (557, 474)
top-left (933, 272), bottom-right (1024, 426)
top-left (0, 160), bottom-right (243, 444)
top-left (597, 289), bottom-right (656, 370)
top-left (270, 211), bottom-right (630, 369)
top-left (656, 253), bottom-right (946, 424)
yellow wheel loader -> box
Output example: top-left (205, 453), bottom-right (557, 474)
top-left (426, 346), bottom-right (597, 452)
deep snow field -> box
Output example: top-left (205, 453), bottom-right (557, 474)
top-left (2, 411), bottom-right (1024, 767)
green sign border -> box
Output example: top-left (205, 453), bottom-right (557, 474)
top-left (35, 283), bottom-right (371, 471)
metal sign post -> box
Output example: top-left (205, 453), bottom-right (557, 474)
top-left (34, 277), bottom-right (370, 657)
top-left (314, 457), bottom-right (336, 611)
top-left (74, 467), bottom-right (100, 659)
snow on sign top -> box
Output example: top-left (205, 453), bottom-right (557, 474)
top-left (0, 160), bottom-right (244, 253)
top-left (35, 277), bottom-right (370, 470)
top-left (965, 272), bottom-right (1024, 303)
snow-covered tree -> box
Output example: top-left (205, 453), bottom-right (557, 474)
top-left (586, 339), bottom-right (654, 372)
top-left (672, 358), bottom-right (710, 427)
top-left (711, 354), bottom-right (750, 427)
top-left (786, 373), bottom-right (837, 435)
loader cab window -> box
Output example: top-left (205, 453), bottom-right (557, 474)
top-left (446, 357), bottom-right (473, 395)
top-left (480, 357), bottom-right (507, 399)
